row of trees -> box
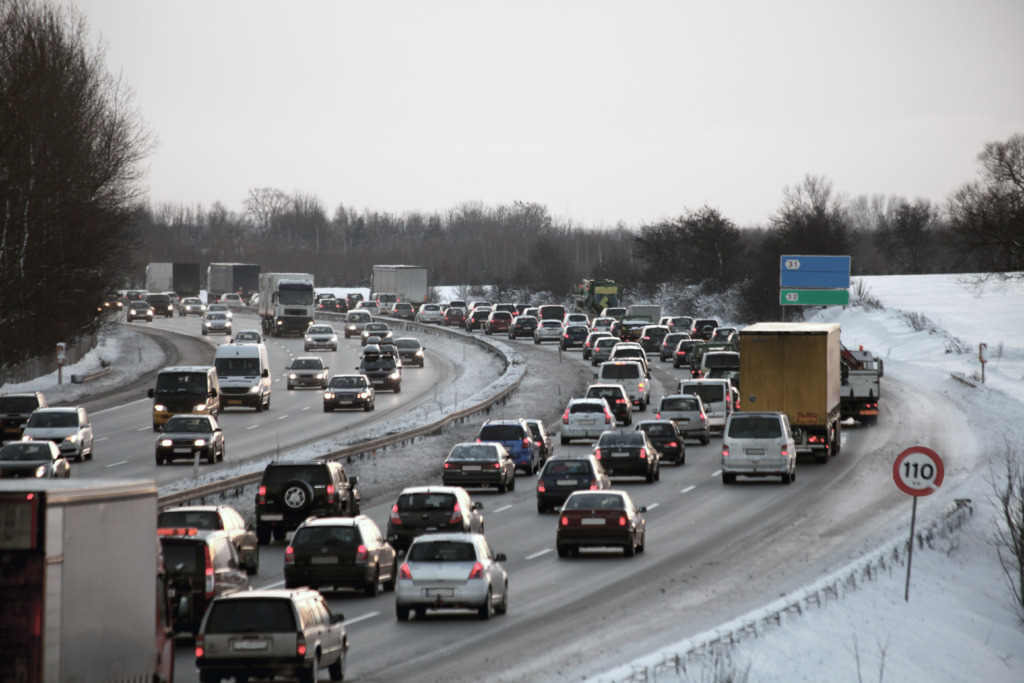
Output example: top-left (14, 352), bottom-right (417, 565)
top-left (1, 0), bottom-right (1021, 372)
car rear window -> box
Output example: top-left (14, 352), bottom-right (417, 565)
top-left (681, 384), bottom-right (725, 403)
top-left (397, 492), bottom-right (457, 511)
top-left (263, 465), bottom-right (331, 486)
top-left (291, 525), bottom-right (358, 546)
top-left (661, 397), bottom-right (699, 412)
top-left (542, 460), bottom-right (589, 476)
top-left (641, 423), bottom-right (674, 436)
top-left (408, 540), bottom-right (476, 562)
top-left (704, 352), bottom-right (740, 368)
top-left (564, 493), bottom-right (622, 510)
top-left (204, 599), bottom-right (297, 634)
top-left (601, 364), bottom-right (640, 380)
top-left (162, 542), bottom-right (203, 573)
top-left (587, 387), bottom-right (623, 401)
top-left (0, 396), bottom-right (39, 412)
top-left (448, 444), bottom-right (499, 461)
top-left (570, 402), bottom-right (605, 414)
top-left (158, 510), bottom-right (221, 530)
top-left (478, 425), bottom-right (524, 441)
top-left (598, 433), bottom-right (643, 448)
top-left (728, 417), bottom-right (783, 439)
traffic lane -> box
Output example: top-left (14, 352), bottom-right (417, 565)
top-left (85, 317), bottom-right (454, 485)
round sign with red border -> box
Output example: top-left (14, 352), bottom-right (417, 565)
top-left (893, 446), bottom-right (944, 496)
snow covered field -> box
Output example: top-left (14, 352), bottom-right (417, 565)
top-left (604, 274), bottom-right (1024, 682)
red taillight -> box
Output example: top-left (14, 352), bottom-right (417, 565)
top-left (781, 446), bottom-right (789, 457)
top-left (562, 408), bottom-right (570, 424)
top-left (449, 503), bottom-right (463, 524)
top-left (354, 544), bottom-right (368, 563)
top-left (400, 563), bottom-right (412, 580)
top-left (326, 483), bottom-right (335, 504)
top-left (537, 483), bottom-right (546, 493)
top-left (195, 635), bottom-right (205, 659)
top-left (722, 446), bottom-right (730, 457)
top-left (668, 441), bottom-right (678, 448)
top-left (700, 414), bottom-right (706, 423)
top-left (560, 516), bottom-right (569, 526)
top-left (639, 448), bottom-right (647, 460)
top-left (605, 411), bottom-right (612, 424)
top-left (655, 412), bottom-right (661, 419)
top-left (522, 437), bottom-right (530, 448)
top-left (475, 438), bottom-right (482, 443)
top-left (284, 546), bottom-right (295, 564)
top-left (390, 503), bottom-right (402, 525)
top-left (204, 547), bottom-right (215, 599)
top-left (296, 639), bottom-right (307, 657)
top-left (443, 462), bottom-right (451, 469)
top-left (638, 382), bottom-right (645, 392)
top-left (589, 480), bottom-right (598, 490)
top-left (594, 448), bottom-right (602, 460)
top-left (616, 398), bottom-right (626, 404)
top-left (468, 562), bottom-right (484, 579)
top-left (619, 516), bottom-right (627, 526)
top-left (257, 485), bottom-right (267, 505)
top-left (493, 462), bottom-right (501, 469)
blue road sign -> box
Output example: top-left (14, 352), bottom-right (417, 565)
top-left (779, 255), bottom-right (850, 288)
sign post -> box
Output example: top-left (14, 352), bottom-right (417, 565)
top-left (56, 342), bottom-right (66, 385)
top-left (893, 446), bottom-right (944, 601)
top-left (979, 343), bottom-right (987, 383)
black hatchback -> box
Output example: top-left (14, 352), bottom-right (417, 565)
top-left (593, 430), bottom-right (661, 482)
top-left (635, 420), bottom-right (686, 465)
top-left (535, 455), bottom-right (610, 513)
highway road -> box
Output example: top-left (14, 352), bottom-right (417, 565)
top-left (132, 319), bottom-right (970, 682)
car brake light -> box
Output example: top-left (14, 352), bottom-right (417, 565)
top-left (560, 516), bottom-right (569, 526)
top-left (639, 448), bottom-right (647, 460)
top-left (443, 462), bottom-right (451, 469)
top-left (655, 412), bottom-right (661, 419)
top-left (257, 485), bottom-right (266, 505)
top-left (638, 382), bottom-right (645, 392)
top-left (296, 637), bottom-right (307, 657)
top-left (700, 414), bottom-right (707, 423)
top-left (449, 503), bottom-right (463, 524)
top-left (284, 546), bottom-right (295, 564)
top-left (390, 503), bottom-right (402, 525)
top-left (195, 635), bottom-right (205, 659)
top-left (475, 438), bottom-right (482, 443)
top-left (400, 562), bottom-right (412, 580)
top-left (668, 441), bottom-right (678, 448)
top-left (354, 544), bottom-right (368, 563)
top-left (204, 547), bottom-right (215, 599)
top-left (605, 411), bottom-right (612, 424)
top-left (468, 562), bottom-right (484, 579)
top-left (493, 462), bottom-right (501, 469)
top-left (594, 448), bottom-right (602, 460)
top-left (722, 446), bottom-right (730, 457)
top-left (619, 516), bottom-right (627, 526)
top-left (326, 484), bottom-right (335, 504)
top-left (562, 408), bottom-right (570, 424)
top-left (522, 437), bottom-right (530, 448)
top-left (781, 446), bottom-right (789, 457)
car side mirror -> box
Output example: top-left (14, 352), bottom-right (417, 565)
top-left (147, 388), bottom-right (155, 398)
top-left (349, 476), bottom-right (358, 486)
top-left (495, 553), bottom-right (507, 563)
top-left (473, 502), bottom-right (484, 510)
top-left (262, 369), bottom-right (269, 378)
top-left (210, 389), bottom-right (218, 397)
top-left (332, 613), bottom-right (345, 624)
top-left (387, 533), bottom-right (397, 544)
top-left (639, 506), bottom-right (647, 513)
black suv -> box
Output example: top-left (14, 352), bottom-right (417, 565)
top-left (594, 430), bottom-right (661, 482)
top-left (158, 529), bottom-right (249, 634)
top-left (357, 351), bottom-right (402, 393)
top-left (255, 461), bottom-right (361, 544)
top-left (146, 293), bottom-right (175, 318)
top-left (0, 391), bottom-right (47, 444)
top-left (585, 384), bottom-right (633, 426)
top-left (386, 486), bottom-right (485, 553)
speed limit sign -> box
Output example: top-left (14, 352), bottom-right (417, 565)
top-left (893, 446), bottom-right (944, 497)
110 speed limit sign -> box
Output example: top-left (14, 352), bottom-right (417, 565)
top-left (893, 446), bottom-right (944, 496)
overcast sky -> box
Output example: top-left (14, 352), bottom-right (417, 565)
top-left (75, 0), bottom-right (1024, 228)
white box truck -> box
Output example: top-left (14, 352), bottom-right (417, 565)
top-left (370, 265), bottom-right (428, 308)
top-left (258, 272), bottom-right (315, 337)
top-left (0, 479), bottom-right (174, 683)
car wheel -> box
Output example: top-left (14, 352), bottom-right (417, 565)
top-left (560, 435), bottom-right (569, 445)
top-left (478, 588), bottom-right (494, 620)
top-left (678, 453), bottom-right (685, 465)
top-left (255, 398), bottom-right (263, 413)
top-left (557, 545), bottom-right (570, 558)
top-left (396, 604), bottom-right (410, 621)
top-left (722, 472), bottom-right (736, 485)
top-left (496, 582), bottom-right (508, 615)
top-left (300, 654), bottom-right (318, 683)
top-left (637, 532), bottom-right (646, 553)
top-left (257, 525), bottom-right (271, 545)
top-left (646, 468), bottom-right (656, 483)
top-left (287, 383), bottom-right (294, 390)
top-left (537, 502), bottom-right (547, 514)
top-left (624, 542), bottom-right (635, 557)
top-left (498, 479), bottom-right (507, 494)
top-left (364, 566), bottom-right (381, 597)
top-left (534, 338), bottom-right (540, 344)
top-left (624, 414), bottom-right (632, 426)
top-left (206, 449), bottom-right (216, 465)
top-left (272, 527), bottom-right (287, 541)
top-left (328, 649), bottom-right (345, 682)
top-left (201, 330), bottom-right (207, 336)
top-left (508, 474), bottom-right (516, 492)
top-left (414, 606), bottom-right (427, 620)
top-left (782, 471), bottom-right (793, 485)
top-left (701, 434), bottom-right (710, 445)
top-left (155, 454), bottom-right (164, 466)
top-left (247, 547), bottom-right (259, 575)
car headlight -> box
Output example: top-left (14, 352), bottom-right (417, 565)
top-left (415, 350), bottom-right (424, 357)
top-left (305, 337), bottom-right (313, 343)
top-left (289, 373), bottom-right (298, 380)
top-left (347, 325), bottom-right (356, 330)
top-left (225, 322), bottom-right (232, 327)
top-left (193, 439), bottom-right (207, 447)
top-left (35, 465), bottom-right (48, 478)
top-left (315, 372), bottom-right (325, 380)
top-left (330, 335), bottom-right (337, 342)
top-left (324, 392), bottom-right (335, 399)
top-left (154, 404), bottom-right (167, 412)
top-left (159, 438), bottom-right (173, 447)
top-left (64, 434), bottom-right (78, 443)
top-left (358, 391), bottom-right (370, 399)
top-left (194, 404), bottom-right (210, 412)
top-left (249, 385), bottom-right (261, 393)
top-left (204, 321), bottom-right (212, 327)
top-left (389, 371), bottom-right (401, 379)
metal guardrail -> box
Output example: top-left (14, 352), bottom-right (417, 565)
top-left (159, 315), bottom-right (525, 507)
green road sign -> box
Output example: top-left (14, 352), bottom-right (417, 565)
top-left (779, 289), bottom-right (850, 306)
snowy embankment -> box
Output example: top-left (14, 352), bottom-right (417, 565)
top-left (603, 274), bottom-right (1024, 683)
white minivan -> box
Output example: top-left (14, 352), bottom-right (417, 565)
top-left (214, 342), bottom-right (271, 411)
top-left (677, 378), bottom-right (733, 433)
top-left (597, 360), bottom-right (651, 410)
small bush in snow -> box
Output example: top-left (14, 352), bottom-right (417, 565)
top-left (992, 444), bottom-right (1024, 623)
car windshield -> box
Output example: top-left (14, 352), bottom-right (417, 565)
top-left (203, 599), bottom-right (298, 634)
top-left (598, 433), bottom-right (643, 448)
top-left (158, 510), bottom-right (221, 530)
top-left (366, 324), bottom-right (389, 332)
top-left (164, 417), bottom-right (211, 433)
top-left (395, 340), bottom-right (420, 349)
top-left (155, 373), bottom-right (206, 394)
top-left (292, 526), bottom-right (358, 546)
top-left (478, 425), bottom-right (524, 441)
top-left (215, 357), bottom-right (260, 376)
top-left (0, 396), bottom-right (38, 412)
top-left (26, 412), bottom-right (77, 428)
top-left (308, 326), bottom-right (333, 335)
top-left (0, 443), bottom-right (52, 461)
top-left (408, 540), bottom-right (476, 563)
top-left (329, 376), bottom-right (367, 389)
top-left (542, 460), bottom-right (589, 476)
top-left (207, 313), bottom-right (227, 321)
top-left (448, 445), bottom-right (499, 462)
top-left (348, 312), bottom-right (370, 322)
top-left (729, 417), bottom-right (783, 439)
top-left (292, 359), bottom-right (322, 369)
top-left (661, 397), bottom-right (700, 411)
top-left (397, 492), bottom-right (457, 511)
top-left (361, 358), bottom-right (397, 370)
top-left (564, 493), bottom-right (623, 510)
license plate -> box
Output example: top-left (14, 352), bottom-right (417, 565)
top-left (260, 514), bottom-right (283, 521)
top-left (4, 428), bottom-right (18, 433)
top-left (338, 400), bottom-right (353, 405)
top-left (556, 479), bottom-right (578, 486)
top-left (582, 518), bottom-right (605, 525)
top-left (311, 556), bottom-right (338, 565)
top-left (372, 379), bottom-right (385, 385)
top-left (229, 400), bottom-right (243, 405)
top-left (425, 588), bottom-right (454, 597)
top-left (579, 419), bottom-right (595, 426)
top-left (745, 449), bottom-right (766, 455)
top-left (676, 418), bottom-right (690, 424)
top-left (462, 465), bottom-right (482, 472)
top-left (173, 447), bottom-right (191, 453)
top-left (233, 639), bottom-right (269, 651)
top-left (611, 451), bottom-right (629, 458)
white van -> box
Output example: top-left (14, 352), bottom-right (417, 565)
top-left (596, 360), bottom-right (650, 410)
top-left (214, 342), bottom-right (271, 411)
top-left (677, 378), bottom-right (733, 433)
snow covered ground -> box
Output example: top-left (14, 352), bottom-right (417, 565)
top-left (604, 273), bottom-right (1024, 682)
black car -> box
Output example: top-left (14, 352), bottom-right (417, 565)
top-left (255, 461), bottom-right (361, 544)
top-left (582, 331), bottom-right (612, 360)
top-left (386, 486), bottom-right (485, 553)
top-left (692, 318), bottom-right (720, 340)
top-left (441, 442), bottom-right (517, 493)
top-left (585, 384), bottom-right (633, 426)
top-left (158, 529), bottom-right (249, 634)
top-left (464, 308), bottom-right (491, 332)
top-left (284, 516), bottom-right (397, 596)
top-left (594, 430), bottom-right (660, 482)
top-left (146, 293), bottom-right (175, 318)
top-left (323, 374), bottom-right (375, 412)
top-left (444, 307), bottom-right (466, 327)
top-left (638, 325), bottom-right (670, 354)
top-left (357, 350), bottom-right (402, 392)
top-left (673, 339), bottom-right (699, 368)
top-left (524, 418), bottom-right (554, 463)
top-left (508, 315), bottom-right (538, 339)
top-left (155, 414), bottom-right (225, 465)
top-left (394, 337), bottom-right (425, 367)
top-left (126, 299), bottom-right (154, 322)
top-left (0, 440), bottom-right (70, 479)
top-left (0, 391), bottom-right (48, 444)
top-left (559, 324), bottom-right (589, 350)
top-left (158, 505), bottom-right (260, 574)
top-left (635, 420), bottom-right (686, 465)
top-left (535, 455), bottom-right (610, 514)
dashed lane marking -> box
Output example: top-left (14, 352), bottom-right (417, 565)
top-left (493, 504), bottom-right (513, 513)
top-left (526, 549), bottom-right (553, 560)
top-left (344, 611), bottom-right (380, 626)
top-left (105, 461), bottom-right (128, 468)
top-left (681, 485), bottom-right (696, 494)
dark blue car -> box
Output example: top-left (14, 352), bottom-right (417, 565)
top-left (560, 324), bottom-right (589, 350)
top-left (475, 419), bottom-right (540, 475)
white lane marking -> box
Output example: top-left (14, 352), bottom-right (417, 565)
top-left (246, 425), bottom-right (260, 430)
top-left (137, 426), bottom-right (153, 432)
top-left (105, 460), bottom-right (128, 468)
top-left (258, 579), bottom-right (286, 590)
top-left (681, 485), bottom-right (696, 494)
top-left (493, 504), bottom-right (513, 513)
top-left (276, 415), bottom-right (289, 420)
top-left (95, 437), bottom-right (109, 442)
top-left (526, 549), bottom-right (552, 560)
top-left (302, 406), bottom-right (311, 411)
top-left (712, 470), bottom-right (721, 477)
top-left (646, 502), bottom-right (660, 510)
top-left (95, 398), bottom-right (151, 415)
top-left (344, 611), bottom-right (380, 626)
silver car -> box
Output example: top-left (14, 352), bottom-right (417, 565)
top-left (533, 319), bottom-right (563, 344)
top-left (304, 324), bottom-right (339, 352)
top-left (590, 336), bottom-right (621, 366)
top-left (201, 311), bottom-right (232, 336)
top-left (655, 394), bottom-right (711, 444)
top-left (721, 412), bottom-right (797, 485)
top-left (286, 356), bottom-right (329, 389)
top-left (22, 407), bottom-right (94, 462)
top-left (415, 303), bottom-right (445, 324)
top-left (560, 397), bottom-right (615, 445)
top-left (395, 532), bottom-right (508, 621)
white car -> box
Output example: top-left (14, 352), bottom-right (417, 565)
top-left (533, 320), bottom-right (563, 344)
top-left (178, 297), bottom-right (206, 317)
top-left (304, 324), bottom-right (339, 351)
top-left (563, 313), bottom-right (590, 326)
top-left (22, 407), bottom-right (94, 462)
top-left (395, 532), bottom-right (508, 620)
top-left (206, 302), bottom-right (233, 319)
top-left (721, 412), bottom-right (797, 485)
top-left (560, 397), bottom-right (615, 444)
top-left (221, 293), bottom-right (244, 306)
top-left (415, 303), bottom-right (445, 324)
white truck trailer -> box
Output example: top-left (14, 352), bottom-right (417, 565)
top-left (370, 265), bottom-right (428, 308)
